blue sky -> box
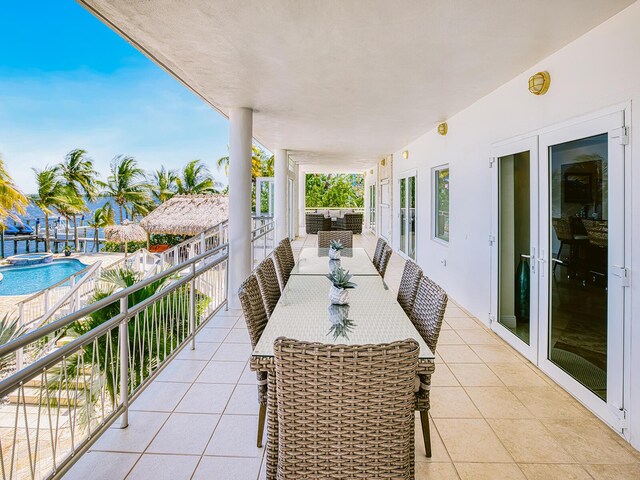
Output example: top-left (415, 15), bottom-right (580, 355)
top-left (0, 0), bottom-right (231, 193)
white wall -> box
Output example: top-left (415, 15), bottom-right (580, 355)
top-left (392, 2), bottom-right (640, 448)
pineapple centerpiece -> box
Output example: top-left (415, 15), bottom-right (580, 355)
top-left (326, 267), bottom-right (357, 305)
top-left (328, 239), bottom-right (344, 260)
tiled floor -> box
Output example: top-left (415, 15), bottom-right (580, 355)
top-left (65, 232), bottom-right (640, 480)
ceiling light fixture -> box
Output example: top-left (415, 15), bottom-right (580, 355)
top-left (402, 151), bottom-right (409, 160)
top-left (437, 122), bottom-right (448, 136)
top-left (528, 71), bottom-right (551, 95)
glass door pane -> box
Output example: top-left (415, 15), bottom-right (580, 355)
top-left (548, 134), bottom-right (608, 401)
top-left (498, 152), bottom-right (531, 345)
top-left (399, 178), bottom-right (407, 253)
top-left (408, 176), bottom-right (416, 260)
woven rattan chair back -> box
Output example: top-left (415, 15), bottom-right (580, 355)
top-left (373, 237), bottom-right (387, 269)
top-left (273, 238), bottom-right (295, 289)
top-left (237, 274), bottom-right (269, 447)
top-left (317, 230), bottom-right (353, 248)
top-left (410, 277), bottom-right (448, 352)
top-left (273, 338), bottom-right (419, 479)
top-left (255, 257), bottom-right (281, 319)
top-left (397, 259), bottom-right (423, 316)
top-left (377, 244), bottom-right (392, 278)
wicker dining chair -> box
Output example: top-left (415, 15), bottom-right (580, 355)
top-left (397, 259), bottom-right (423, 316)
top-left (273, 238), bottom-right (295, 289)
top-left (273, 338), bottom-right (419, 479)
top-left (409, 276), bottom-right (448, 457)
top-left (373, 237), bottom-right (387, 269)
top-left (376, 244), bottom-right (392, 278)
top-left (237, 274), bottom-right (269, 447)
top-left (317, 230), bottom-right (353, 248)
top-left (255, 257), bottom-right (281, 319)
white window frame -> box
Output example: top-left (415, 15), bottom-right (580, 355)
top-left (432, 164), bottom-right (450, 245)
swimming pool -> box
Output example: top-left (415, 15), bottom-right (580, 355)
top-left (0, 259), bottom-right (87, 296)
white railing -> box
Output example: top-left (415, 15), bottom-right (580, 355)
top-left (159, 221), bottom-right (228, 269)
top-left (0, 244), bottom-right (229, 480)
top-left (251, 218), bottom-right (276, 266)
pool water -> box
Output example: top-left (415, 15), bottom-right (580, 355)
top-left (0, 260), bottom-right (87, 296)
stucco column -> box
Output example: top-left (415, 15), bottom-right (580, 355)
top-left (274, 149), bottom-right (288, 242)
top-left (298, 168), bottom-right (306, 234)
top-left (293, 162), bottom-right (300, 237)
top-left (228, 107), bottom-right (253, 309)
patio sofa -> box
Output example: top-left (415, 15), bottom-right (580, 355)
top-left (305, 210), bottom-right (363, 234)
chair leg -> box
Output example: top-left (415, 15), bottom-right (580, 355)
top-left (420, 410), bottom-right (432, 457)
top-left (257, 403), bottom-right (267, 448)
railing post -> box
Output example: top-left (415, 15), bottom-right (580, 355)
top-left (69, 275), bottom-right (76, 310)
top-left (190, 262), bottom-right (196, 350)
top-left (16, 304), bottom-right (24, 370)
top-left (200, 232), bottom-right (206, 254)
top-left (225, 251), bottom-right (230, 311)
top-left (44, 288), bottom-right (50, 312)
top-left (118, 296), bottom-right (129, 429)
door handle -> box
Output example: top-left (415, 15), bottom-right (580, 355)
top-left (538, 249), bottom-right (546, 277)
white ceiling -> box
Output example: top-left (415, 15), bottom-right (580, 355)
top-left (79, 0), bottom-right (634, 170)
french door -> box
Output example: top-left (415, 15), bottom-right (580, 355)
top-left (491, 110), bottom-right (627, 431)
top-left (398, 171), bottom-right (417, 260)
top-left (288, 178), bottom-right (294, 239)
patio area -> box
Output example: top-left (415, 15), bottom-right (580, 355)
top-left (64, 231), bottom-right (640, 480)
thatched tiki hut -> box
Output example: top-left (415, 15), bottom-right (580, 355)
top-left (104, 220), bottom-right (147, 257)
top-left (140, 194), bottom-right (229, 253)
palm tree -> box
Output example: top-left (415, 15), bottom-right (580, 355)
top-left (32, 166), bottom-right (65, 252)
top-left (101, 155), bottom-right (151, 224)
top-left (87, 205), bottom-right (115, 252)
top-left (176, 160), bottom-right (221, 194)
top-left (148, 166), bottom-right (177, 203)
top-left (55, 187), bottom-right (87, 249)
top-left (59, 149), bottom-right (99, 249)
top-left (217, 145), bottom-right (274, 179)
top-left (0, 154), bottom-right (28, 225)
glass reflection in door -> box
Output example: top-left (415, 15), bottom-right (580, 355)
top-left (400, 178), bottom-right (407, 254)
top-left (498, 152), bottom-right (531, 344)
top-left (548, 134), bottom-right (608, 400)
top-left (408, 176), bottom-right (416, 259)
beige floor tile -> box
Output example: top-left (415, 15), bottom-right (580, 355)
top-left (430, 387), bottom-right (482, 419)
top-left (441, 320), bottom-right (453, 331)
top-left (127, 453), bottom-right (200, 480)
top-left (415, 415), bottom-right (451, 462)
top-left (438, 330), bottom-right (467, 345)
top-left (224, 328), bottom-right (252, 344)
top-left (456, 329), bottom-right (500, 345)
top-left (225, 384), bottom-right (260, 415)
top-left (148, 413), bottom-right (220, 455)
top-left (207, 315), bottom-right (239, 328)
top-left (175, 383), bottom-right (235, 414)
top-left (192, 456), bottom-right (263, 480)
top-left (438, 345), bottom-right (483, 364)
top-left (196, 361), bottom-right (246, 384)
top-left (488, 418), bottom-right (575, 463)
top-left (212, 342), bottom-right (253, 361)
top-left (156, 359), bottom-right (208, 383)
top-left (509, 386), bottom-right (588, 419)
top-left (238, 362), bottom-right (259, 385)
top-left (469, 345), bottom-right (523, 363)
top-left (518, 463), bottom-right (592, 480)
top-left (215, 308), bottom-right (243, 317)
top-left (455, 462), bottom-right (526, 480)
top-left (541, 418), bottom-right (638, 464)
top-left (444, 307), bottom-right (469, 318)
top-left (465, 387), bottom-right (533, 419)
top-left (434, 418), bottom-right (513, 463)
top-left (92, 411), bottom-right (169, 453)
top-left (431, 363), bottom-right (461, 387)
top-left (64, 451), bottom-right (139, 480)
top-left (205, 414), bottom-right (264, 457)
top-left (584, 463), bottom-right (640, 479)
top-left (446, 318), bottom-right (484, 330)
top-left (448, 363), bottom-right (504, 387)
top-left (176, 341), bottom-right (221, 361)
top-left (130, 381), bottom-right (190, 412)
top-left (488, 363), bottom-right (548, 387)
top-left (196, 327), bottom-right (231, 343)
top-left (415, 462), bottom-right (460, 479)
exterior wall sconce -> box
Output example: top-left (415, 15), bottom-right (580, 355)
top-left (402, 150), bottom-right (409, 160)
top-left (528, 71), bottom-right (551, 95)
top-left (381, 158), bottom-right (386, 166)
top-left (370, 169), bottom-right (373, 174)
top-left (437, 122), bottom-right (448, 136)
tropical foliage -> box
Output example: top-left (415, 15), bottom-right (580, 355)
top-left (0, 155), bottom-right (28, 225)
top-left (176, 159), bottom-right (221, 194)
top-left (31, 166), bottom-right (66, 252)
top-left (101, 155), bottom-right (153, 223)
top-left (305, 173), bottom-right (364, 208)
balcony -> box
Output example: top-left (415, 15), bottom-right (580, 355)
top-left (56, 231), bottom-right (639, 480)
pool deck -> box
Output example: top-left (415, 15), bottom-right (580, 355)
top-left (0, 252), bottom-right (125, 317)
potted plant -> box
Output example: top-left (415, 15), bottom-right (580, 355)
top-left (63, 246), bottom-right (73, 257)
top-left (327, 304), bottom-right (357, 340)
top-left (328, 239), bottom-right (344, 260)
top-left (326, 267), bottom-right (357, 305)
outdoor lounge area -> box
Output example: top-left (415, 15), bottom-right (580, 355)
top-left (64, 232), bottom-right (640, 480)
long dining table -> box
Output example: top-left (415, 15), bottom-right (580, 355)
top-left (250, 246), bottom-right (436, 480)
